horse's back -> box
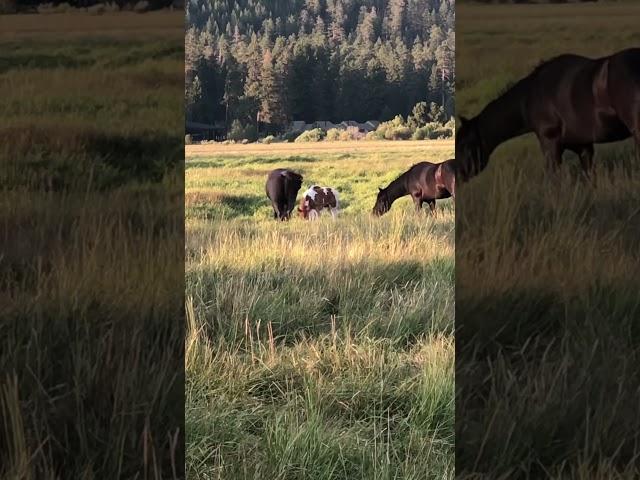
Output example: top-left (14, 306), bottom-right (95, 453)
top-left (410, 161), bottom-right (437, 171)
top-left (527, 50), bottom-right (636, 144)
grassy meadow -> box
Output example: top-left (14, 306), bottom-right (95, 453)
top-left (185, 141), bottom-right (455, 479)
top-left (456, 3), bottom-right (640, 478)
top-left (0, 12), bottom-right (184, 479)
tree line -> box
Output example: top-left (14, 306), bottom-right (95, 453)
top-left (186, 0), bottom-right (455, 135)
top-left (9, 0), bottom-right (175, 7)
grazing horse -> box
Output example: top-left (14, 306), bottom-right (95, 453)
top-left (456, 48), bottom-right (640, 181)
top-left (298, 185), bottom-right (339, 220)
top-left (265, 168), bottom-right (303, 221)
top-left (372, 160), bottom-right (455, 216)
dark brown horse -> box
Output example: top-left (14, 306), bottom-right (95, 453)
top-left (265, 168), bottom-right (303, 220)
top-left (372, 160), bottom-right (455, 216)
top-left (457, 48), bottom-right (640, 181)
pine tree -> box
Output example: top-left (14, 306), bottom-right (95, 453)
top-left (356, 6), bottom-right (377, 45)
top-left (260, 50), bottom-right (288, 129)
top-left (186, 75), bottom-right (202, 120)
top-left (329, 0), bottom-right (345, 45)
top-left (384, 0), bottom-right (406, 41)
top-left (435, 43), bottom-right (452, 113)
top-left (305, 0), bottom-right (322, 15)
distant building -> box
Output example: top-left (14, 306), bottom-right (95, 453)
top-left (314, 120), bottom-right (337, 130)
top-left (287, 119), bottom-right (380, 135)
top-left (290, 120), bottom-right (306, 132)
top-left (186, 121), bottom-right (226, 141)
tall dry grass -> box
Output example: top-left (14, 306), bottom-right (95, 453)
top-left (456, 3), bottom-right (640, 478)
top-left (0, 12), bottom-right (184, 479)
top-left (185, 145), bottom-right (455, 479)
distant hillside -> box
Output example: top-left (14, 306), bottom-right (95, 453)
top-left (186, 0), bottom-right (455, 133)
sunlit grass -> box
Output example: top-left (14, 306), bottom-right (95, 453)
top-left (185, 143), bottom-right (455, 479)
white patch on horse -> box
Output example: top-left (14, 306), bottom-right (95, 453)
top-left (305, 187), bottom-right (318, 201)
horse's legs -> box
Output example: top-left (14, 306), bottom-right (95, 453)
top-left (427, 200), bottom-right (437, 217)
top-left (538, 134), bottom-right (563, 173)
top-left (413, 195), bottom-right (422, 213)
top-left (330, 207), bottom-right (338, 219)
top-left (568, 144), bottom-right (595, 181)
top-left (578, 144), bottom-right (595, 182)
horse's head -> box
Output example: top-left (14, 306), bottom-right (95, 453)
top-left (297, 207), bottom-right (311, 219)
top-left (372, 187), bottom-right (391, 216)
top-left (297, 197), bottom-right (311, 219)
top-left (456, 116), bottom-right (487, 181)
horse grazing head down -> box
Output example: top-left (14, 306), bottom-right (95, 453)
top-left (372, 187), bottom-right (391, 216)
top-left (298, 186), bottom-right (339, 220)
top-left (456, 116), bottom-right (488, 182)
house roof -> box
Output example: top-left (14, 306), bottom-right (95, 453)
top-left (186, 121), bottom-right (225, 129)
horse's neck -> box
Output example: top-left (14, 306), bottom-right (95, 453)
top-left (387, 174), bottom-right (409, 203)
top-left (477, 79), bottom-right (532, 155)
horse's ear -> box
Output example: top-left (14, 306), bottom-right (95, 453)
top-left (378, 187), bottom-right (383, 192)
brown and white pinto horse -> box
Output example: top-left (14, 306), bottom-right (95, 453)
top-left (298, 185), bottom-right (339, 220)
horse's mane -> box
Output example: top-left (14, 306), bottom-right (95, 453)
top-left (479, 52), bottom-right (595, 115)
top-left (492, 54), bottom-right (584, 100)
top-left (495, 81), bottom-right (516, 98)
top-left (531, 53), bottom-right (590, 74)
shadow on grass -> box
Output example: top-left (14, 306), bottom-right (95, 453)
top-left (2, 125), bottom-right (182, 188)
top-left (456, 150), bottom-right (640, 477)
top-left (186, 192), bottom-right (265, 219)
top-left (0, 53), bottom-right (94, 73)
top-left (456, 283), bottom-right (640, 477)
top-left (189, 256), bottom-right (454, 349)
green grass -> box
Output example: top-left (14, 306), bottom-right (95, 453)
top-left (185, 143), bottom-right (455, 479)
top-left (0, 12), bottom-right (184, 479)
top-left (457, 3), bottom-right (640, 479)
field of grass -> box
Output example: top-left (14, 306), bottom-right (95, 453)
top-left (0, 12), bottom-right (184, 479)
top-left (185, 141), bottom-right (455, 479)
top-left (456, 3), bottom-right (640, 478)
